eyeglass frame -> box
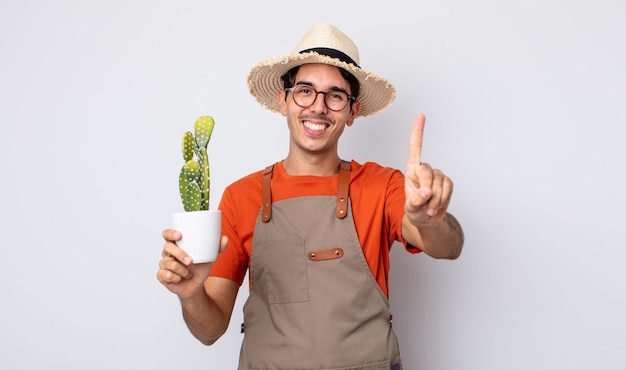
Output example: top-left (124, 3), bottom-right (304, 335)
top-left (284, 84), bottom-right (356, 112)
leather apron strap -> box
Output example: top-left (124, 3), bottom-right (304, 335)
top-left (261, 164), bottom-right (273, 222)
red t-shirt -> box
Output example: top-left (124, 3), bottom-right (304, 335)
top-left (210, 160), bottom-right (421, 297)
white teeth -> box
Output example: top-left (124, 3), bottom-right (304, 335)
top-left (303, 122), bottom-right (326, 131)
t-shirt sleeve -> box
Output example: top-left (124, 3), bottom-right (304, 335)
top-left (209, 187), bottom-right (249, 285)
top-left (387, 170), bottom-right (422, 254)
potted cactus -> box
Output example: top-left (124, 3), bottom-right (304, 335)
top-left (171, 115), bottom-right (222, 264)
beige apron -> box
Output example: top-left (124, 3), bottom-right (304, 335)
top-left (238, 162), bottom-right (403, 370)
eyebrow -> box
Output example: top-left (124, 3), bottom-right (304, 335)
top-left (295, 81), bottom-right (350, 95)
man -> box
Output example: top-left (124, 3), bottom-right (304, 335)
top-left (157, 23), bottom-right (464, 370)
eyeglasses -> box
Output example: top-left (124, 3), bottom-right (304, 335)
top-left (285, 85), bottom-right (355, 112)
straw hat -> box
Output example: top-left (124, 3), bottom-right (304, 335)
top-left (247, 23), bottom-right (396, 117)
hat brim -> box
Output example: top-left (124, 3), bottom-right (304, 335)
top-left (247, 51), bottom-right (396, 117)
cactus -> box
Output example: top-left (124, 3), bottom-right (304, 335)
top-left (179, 116), bottom-right (215, 212)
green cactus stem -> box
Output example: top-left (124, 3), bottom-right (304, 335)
top-left (182, 131), bottom-right (194, 162)
top-left (179, 116), bottom-right (215, 212)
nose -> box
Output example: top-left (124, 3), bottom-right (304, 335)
top-left (309, 91), bottom-right (329, 113)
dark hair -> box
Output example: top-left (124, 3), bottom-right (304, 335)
top-left (280, 65), bottom-right (360, 110)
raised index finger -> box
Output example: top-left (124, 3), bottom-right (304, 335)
top-left (408, 114), bottom-right (425, 165)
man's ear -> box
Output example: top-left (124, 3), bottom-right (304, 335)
top-left (278, 90), bottom-right (287, 116)
top-left (346, 101), bottom-right (361, 126)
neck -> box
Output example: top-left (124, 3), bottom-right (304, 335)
top-left (282, 155), bottom-right (342, 176)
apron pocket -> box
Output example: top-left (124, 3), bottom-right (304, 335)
top-left (259, 237), bottom-right (309, 304)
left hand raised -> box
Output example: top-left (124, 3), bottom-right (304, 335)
top-left (404, 114), bottom-right (454, 228)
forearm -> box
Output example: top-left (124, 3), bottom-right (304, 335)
top-left (402, 213), bottom-right (464, 259)
top-left (180, 288), bottom-right (230, 345)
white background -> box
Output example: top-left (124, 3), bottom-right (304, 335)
top-left (1, 1), bottom-right (625, 369)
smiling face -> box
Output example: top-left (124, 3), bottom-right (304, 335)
top-left (278, 63), bottom-right (361, 161)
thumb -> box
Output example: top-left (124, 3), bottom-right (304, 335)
top-left (407, 186), bottom-right (432, 210)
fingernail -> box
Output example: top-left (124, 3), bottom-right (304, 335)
top-left (427, 208), bottom-right (437, 216)
top-left (183, 256), bottom-right (192, 265)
